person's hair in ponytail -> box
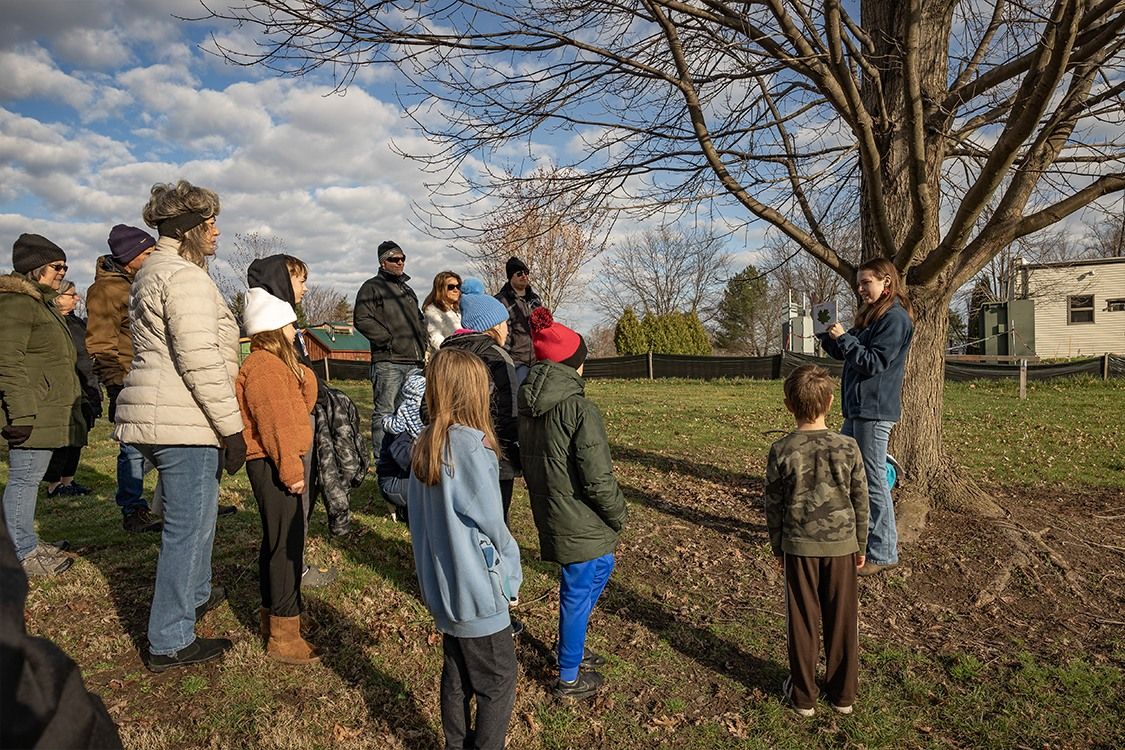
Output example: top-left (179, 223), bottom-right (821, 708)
top-left (854, 257), bottom-right (913, 329)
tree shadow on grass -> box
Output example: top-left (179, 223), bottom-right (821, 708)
top-left (307, 598), bottom-right (441, 750)
top-left (35, 462), bottom-right (159, 660)
top-left (598, 578), bottom-right (786, 694)
top-left (619, 482), bottom-right (768, 547)
top-left (610, 444), bottom-right (762, 488)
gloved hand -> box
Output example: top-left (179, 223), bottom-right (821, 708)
top-left (106, 385), bottom-right (122, 424)
top-left (2, 424), bottom-right (33, 446)
top-left (81, 402), bottom-right (97, 431)
top-left (222, 432), bottom-right (247, 475)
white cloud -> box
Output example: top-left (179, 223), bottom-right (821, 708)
top-left (0, 47), bottom-right (96, 109)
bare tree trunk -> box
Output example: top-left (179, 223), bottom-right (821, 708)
top-left (893, 286), bottom-right (1002, 529)
top-left (859, 1), bottom-right (1002, 527)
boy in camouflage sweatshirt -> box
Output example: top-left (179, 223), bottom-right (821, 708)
top-left (764, 365), bottom-right (868, 717)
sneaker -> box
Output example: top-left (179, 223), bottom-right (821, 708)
top-left (830, 702), bottom-right (853, 715)
top-left (510, 617), bottom-right (526, 639)
top-left (195, 585), bottom-right (227, 620)
top-left (146, 637), bottom-right (232, 673)
top-left (66, 482), bottom-right (93, 496)
top-left (554, 670), bottom-right (604, 700)
top-left (48, 539), bottom-right (70, 553)
top-left (217, 504), bottom-right (237, 517)
top-left (857, 561), bottom-right (899, 578)
top-left (301, 565), bottom-right (337, 588)
top-left (782, 677), bottom-right (815, 717)
top-left (46, 485), bottom-right (68, 498)
top-left (123, 508), bottom-right (163, 533)
top-left (553, 645), bottom-right (607, 670)
top-left (22, 547), bottom-right (73, 577)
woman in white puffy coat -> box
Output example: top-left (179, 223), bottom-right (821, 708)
top-left (113, 180), bottom-right (245, 672)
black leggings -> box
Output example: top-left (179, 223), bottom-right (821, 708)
top-left (44, 446), bottom-right (81, 484)
top-left (246, 458), bottom-right (306, 617)
top-left (500, 478), bottom-right (514, 526)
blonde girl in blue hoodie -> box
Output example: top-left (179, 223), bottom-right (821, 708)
top-left (408, 348), bottom-right (522, 750)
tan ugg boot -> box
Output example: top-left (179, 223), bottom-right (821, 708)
top-left (259, 607), bottom-right (270, 645)
top-left (267, 615), bottom-right (321, 665)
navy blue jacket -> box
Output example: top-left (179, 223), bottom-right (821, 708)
top-left (818, 301), bottom-right (913, 422)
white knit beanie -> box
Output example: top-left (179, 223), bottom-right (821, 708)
top-left (243, 287), bottom-right (297, 335)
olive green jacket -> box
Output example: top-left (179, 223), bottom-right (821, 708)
top-left (518, 361), bottom-right (626, 565)
top-left (0, 273), bottom-right (85, 449)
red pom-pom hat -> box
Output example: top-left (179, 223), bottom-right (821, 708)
top-left (530, 307), bottom-right (587, 369)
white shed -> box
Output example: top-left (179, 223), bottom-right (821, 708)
top-left (1009, 256), bottom-right (1125, 357)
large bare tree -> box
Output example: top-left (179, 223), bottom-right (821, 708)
top-left (207, 1), bottom-right (1125, 517)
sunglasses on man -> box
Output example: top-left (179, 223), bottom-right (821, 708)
top-left (385, 256), bottom-right (406, 264)
top-left (49, 263), bottom-right (69, 272)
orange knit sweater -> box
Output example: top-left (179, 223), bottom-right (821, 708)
top-left (236, 350), bottom-right (318, 488)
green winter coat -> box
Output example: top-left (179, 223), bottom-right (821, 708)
top-left (518, 360), bottom-right (626, 565)
top-left (0, 273), bottom-right (85, 449)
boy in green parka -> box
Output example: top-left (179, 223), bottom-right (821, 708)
top-left (518, 307), bottom-right (627, 700)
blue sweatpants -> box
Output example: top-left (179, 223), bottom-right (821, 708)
top-left (558, 553), bottom-right (615, 682)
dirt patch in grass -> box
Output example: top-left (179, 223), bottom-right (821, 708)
top-left (860, 484), bottom-right (1125, 664)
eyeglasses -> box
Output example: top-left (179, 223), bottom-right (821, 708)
top-left (49, 263), bottom-right (68, 272)
top-left (385, 256), bottom-right (406, 264)
top-left (514, 270), bottom-right (529, 277)
top-left (446, 283), bottom-right (462, 291)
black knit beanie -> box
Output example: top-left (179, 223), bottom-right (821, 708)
top-left (378, 240), bottom-right (403, 262)
top-left (506, 256), bottom-right (529, 279)
top-left (13, 233), bottom-right (66, 274)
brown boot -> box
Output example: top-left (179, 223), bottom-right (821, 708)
top-left (259, 607), bottom-right (270, 645)
top-left (267, 615), bottom-right (321, 665)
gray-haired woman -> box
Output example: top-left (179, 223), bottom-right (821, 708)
top-left (43, 280), bottom-right (100, 498)
top-left (114, 180), bottom-right (246, 672)
top-left (0, 234), bottom-right (83, 577)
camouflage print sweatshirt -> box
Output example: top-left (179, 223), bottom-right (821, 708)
top-left (763, 429), bottom-right (869, 558)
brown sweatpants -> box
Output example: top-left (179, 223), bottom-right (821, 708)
top-left (784, 553), bottom-right (859, 709)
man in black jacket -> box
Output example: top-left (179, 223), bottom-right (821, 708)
top-left (494, 256), bottom-right (542, 384)
top-left (353, 241), bottom-right (428, 458)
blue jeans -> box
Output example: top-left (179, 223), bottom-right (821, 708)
top-left (370, 361), bottom-right (414, 460)
top-left (2, 448), bottom-right (53, 560)
top-left (136, 445), bottom-right (221, 656)
top-left (842, 419), bottom-right (898, 565)
top-left (558, 553), bottom-right (615, 682)
top-left (116, 442), bottom-right (152, 515)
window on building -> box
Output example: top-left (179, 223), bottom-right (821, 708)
top-left (1107, 298), bottom-right (1125, 312)
top-left (1068, 294), bottom-right (1095, 324)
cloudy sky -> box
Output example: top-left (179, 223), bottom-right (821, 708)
top-left (2, 0), bottom-right (685, 332)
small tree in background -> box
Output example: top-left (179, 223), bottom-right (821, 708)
top-left (614, 307), bottom-right (648, 356)
top-left (713, 265), bottom-right (772, 355)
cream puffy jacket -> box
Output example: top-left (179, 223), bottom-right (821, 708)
top-left (113, 238), bottom-right (242, 447)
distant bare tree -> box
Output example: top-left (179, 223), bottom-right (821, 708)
top-left (213, 233), bottom-right (288, 307)
top-left (1083, 201), bottom-right (1125, 257)
top-left (300, 284), bottom-right (352, 325)
top-left (463, 167), bottom-right (610, 311)
top-left (592, 226), bottom-right (731, 321)
top-left (583, 323), bottom-right (618, 359)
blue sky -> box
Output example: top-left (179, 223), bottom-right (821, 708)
top-left (2, 0), bottom-right (692, 332)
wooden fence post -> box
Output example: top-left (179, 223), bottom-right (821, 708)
top-left (324, 358), bottom-right (331, 383)
top-left (1019, 358), bottom-right (1027, 400)
top-left (1105, 353), bottom-right (1111, 381)
top-left (647, 350), bottom-right (654, 380)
